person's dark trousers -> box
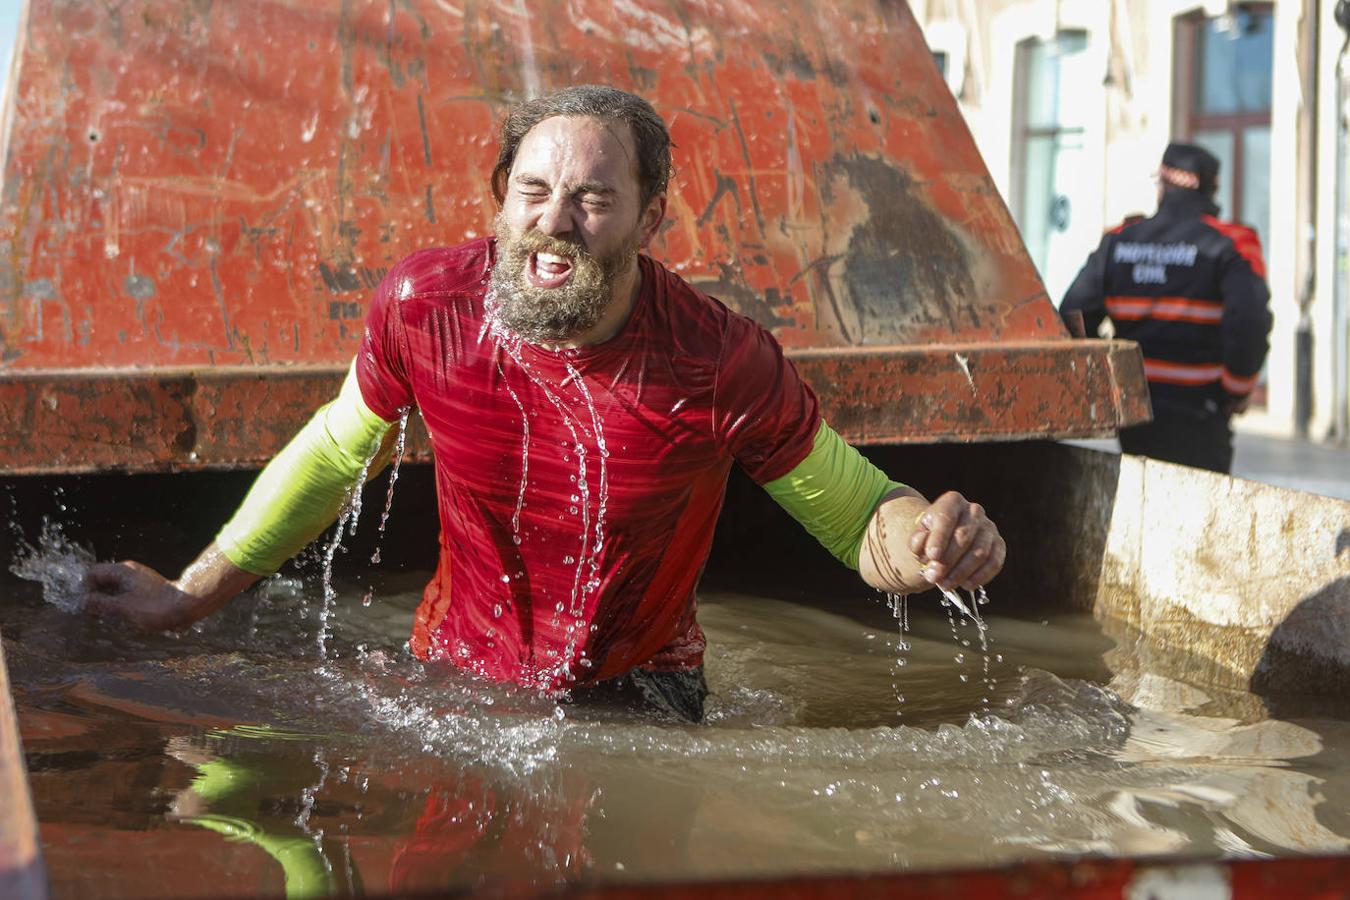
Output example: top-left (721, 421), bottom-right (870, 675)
top-left (1118, 408), bottom-right (1234, 474)
top-left (571, 666), bottom-right (709, 722)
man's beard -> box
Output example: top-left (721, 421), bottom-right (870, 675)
top-left (487, 213), bottom-right (641, 344)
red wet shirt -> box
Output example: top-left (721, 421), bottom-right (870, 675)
top-left (356, 238), bottom-right (820, 690)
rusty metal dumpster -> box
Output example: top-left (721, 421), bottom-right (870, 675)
top-left (0, 0), bottom-right (1147, 475)
top-left (10, 0), bottom-right (1347, 898)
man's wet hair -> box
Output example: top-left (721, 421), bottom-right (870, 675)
top-left (491, 85), bottom-right (674, 209)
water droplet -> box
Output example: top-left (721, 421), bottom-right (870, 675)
top-left (493, 604), bottom-right (503, 617)
top-left (361, 591), bottom-right (373, 607)
top-left (499, 574), bottom-right (510, 583)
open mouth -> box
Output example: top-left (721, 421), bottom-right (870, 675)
top-left (527, 251), bottom-right (575, 289)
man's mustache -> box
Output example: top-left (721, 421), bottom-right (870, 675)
top-left (510, 229), bottom-right (592, 261)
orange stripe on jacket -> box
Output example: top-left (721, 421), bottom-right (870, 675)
top-left (1142, 358), bottom-right (1222, 385)
top-left (1106, 296), bottom-right (1223, 324)
top-left (1222, 368), bottom-right (1259, 395)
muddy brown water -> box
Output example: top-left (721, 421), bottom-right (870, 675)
top-left (6, 539), bottom-right (1350, 896)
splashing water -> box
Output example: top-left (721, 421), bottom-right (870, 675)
top-left (883, 585), bottom-right (998, 715)
top-left (9, 518), bottom-right (97, 613)
top-left (485, 312), bottom-right (609, 688)
top-left (884, 593), bottom-right (911, 715)
top-left (562, 359), bottom-right (609, 677)
top-left (317, 437), bottom-right (386, 659)
top-left (497, 361), bottom-right (532, 540)
top-left (938, 585), bottom-right (982, 628)
top-left (938, 585), bottom-right (996, 710)
top-left (370, 408), bottom-right (413, 566)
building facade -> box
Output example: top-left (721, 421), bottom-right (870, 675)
top-left (914, 0), bottom-right (1349, 443)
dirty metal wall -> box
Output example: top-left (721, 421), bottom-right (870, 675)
top-left (0, 0), bottom-right (1148, 472)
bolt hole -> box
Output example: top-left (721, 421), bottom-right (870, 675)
top-left (868, 109), bottom-right (881, 124)
top-left (88, 130), bottom-right (99, 142)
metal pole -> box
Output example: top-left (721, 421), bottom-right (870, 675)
top-left (1335, 1), bottom-right (1350, 441)
top-left (1295, 0), bottom-right (1321, 438)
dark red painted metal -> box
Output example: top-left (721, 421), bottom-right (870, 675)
top-left (0, 0), bottom-right (1148, 473)
top-left (545, 857), bottom-right (1350, 899)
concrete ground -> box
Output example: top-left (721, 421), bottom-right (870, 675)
top-left (1068, 433), bottom-right (1350, 502)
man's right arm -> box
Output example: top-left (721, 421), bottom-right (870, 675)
top-left (84, 361), bottom-right (397, 629)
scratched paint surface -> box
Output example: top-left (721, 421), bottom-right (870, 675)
top-left (0, 0), bottom-right (1055, 371)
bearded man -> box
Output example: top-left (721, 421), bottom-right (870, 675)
top-left (84, 85), bottom-right (1005, 722)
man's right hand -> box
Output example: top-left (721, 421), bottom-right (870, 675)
top-left (82, 561), bottom-right (213, 631)
top-left (82, 543), bottom-right (260, 632)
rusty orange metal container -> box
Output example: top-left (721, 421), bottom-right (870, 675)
top-left (0, 0), bottom-right (1147, 474)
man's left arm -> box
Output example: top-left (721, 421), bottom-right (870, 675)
top-left (1216, 228), bottom-right (1273, 413)
top-left (763, 423), bottom-right (1005, 594)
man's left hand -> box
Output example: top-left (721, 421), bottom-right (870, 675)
top-left (908, 491), bottom-right (1005, 591)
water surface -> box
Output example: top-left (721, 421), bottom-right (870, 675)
top-left (5, 559), bottom-right (1350, 898)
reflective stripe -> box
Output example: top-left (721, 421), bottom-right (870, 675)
top-left (1222, 368), bottom-right (1259, 395)
top-left (1106, 296), bottom-right (1223, 324)
top-left (1159, 164), bottom-right (1200, 190)
top-left (1143, 358), bottom-right (1222, 385)
top-left (1105, 297), bottom-right (1155, 319)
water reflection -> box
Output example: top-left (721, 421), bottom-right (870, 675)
top-left (7, 556), bottom-right (1350, 896)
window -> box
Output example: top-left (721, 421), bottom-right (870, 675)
top-left (1175, 5), bottom-right (1274, 405)
top-left (1174, 5), bottom-right (1273, 246)
top-left (1012, 31), bottom-right (1093, 302)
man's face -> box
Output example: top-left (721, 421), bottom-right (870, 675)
top-left (490, 115), bottom-right (663, 343)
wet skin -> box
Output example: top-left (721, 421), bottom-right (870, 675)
top-left (496, 115), bottom-right (666, 349)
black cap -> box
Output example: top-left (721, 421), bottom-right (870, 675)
top-left (1160, 142), bottom-right (1220, 194)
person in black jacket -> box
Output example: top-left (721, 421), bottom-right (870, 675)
top-left (1061, 142), bottom-right (1273, 474)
